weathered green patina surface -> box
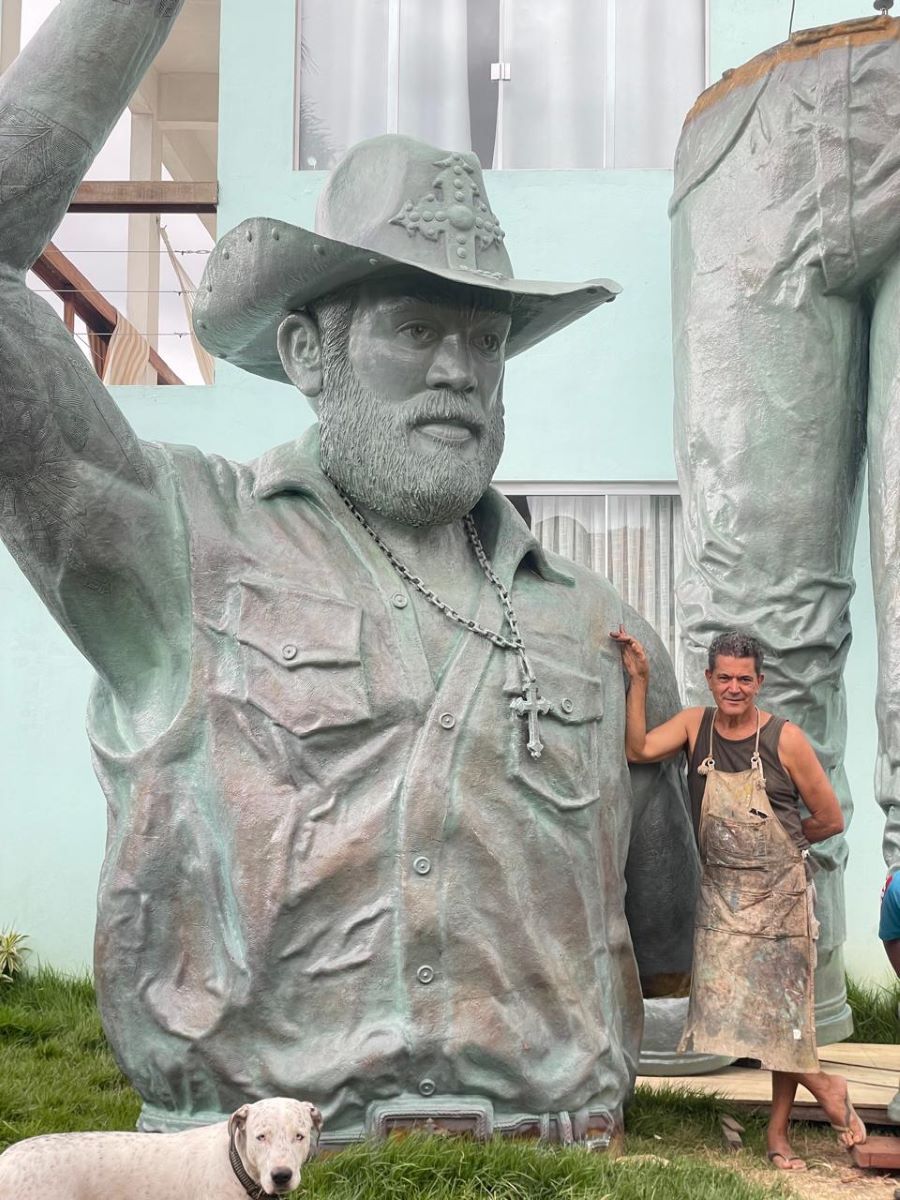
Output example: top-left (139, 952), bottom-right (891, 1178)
top-left (671, 14), bottom-right (900, 1040)
top-left (0, 0), bottom-right (699, 1142)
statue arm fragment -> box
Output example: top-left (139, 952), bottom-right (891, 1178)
top-left (0, 0), bottom-right (190, 703)
top-left (620, 605), bottom-right (699, 988)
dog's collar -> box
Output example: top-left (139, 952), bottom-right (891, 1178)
top-left (228, 1132), bottom-right (277, 1200)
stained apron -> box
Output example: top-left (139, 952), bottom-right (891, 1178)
top-left (678, 713), bottom-right (819, 1072)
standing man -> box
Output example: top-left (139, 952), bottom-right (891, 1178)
top-left (613, 627), bottom-right (866, 1170)
top-left (0, 0), bottom-right (699, 1142)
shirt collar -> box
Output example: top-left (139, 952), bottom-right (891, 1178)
top-left (252, 426), bottom-right (575, 588)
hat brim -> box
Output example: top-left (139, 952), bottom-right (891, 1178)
top-left (193, 218), bottom-right (621, 385)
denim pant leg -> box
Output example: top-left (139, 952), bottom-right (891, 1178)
top-left (868, 252), bottom-right (900, 873)
top-left (671, 57), bottom-right (871, 958)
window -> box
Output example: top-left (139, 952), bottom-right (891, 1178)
top-left (296, 0), bottom-right (705, 171)
top-left (505, 488), bottom-right (683, 678)
top-left (9, 0), bottom-right (220, 385)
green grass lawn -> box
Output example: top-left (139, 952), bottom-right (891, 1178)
top-left (6, 965), bottom-right (891, 1198)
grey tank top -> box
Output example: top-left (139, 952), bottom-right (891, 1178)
top-left (687, 708), bottom-right (809, 853)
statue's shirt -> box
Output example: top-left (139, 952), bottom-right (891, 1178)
top-left (86, 427), bottom-right (641, 1133)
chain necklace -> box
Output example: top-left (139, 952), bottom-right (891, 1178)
top-left (336, 487), bottom-right (551, 759)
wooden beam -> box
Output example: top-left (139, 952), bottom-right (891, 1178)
top-left (68, 181), bottom-right (218, 213)
top-left (33, 243), bottom-right (184, 386)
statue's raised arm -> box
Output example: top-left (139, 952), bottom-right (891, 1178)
top-left (0, 0), bottom-right (188, 707)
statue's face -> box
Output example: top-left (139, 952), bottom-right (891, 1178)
top-left (317, 276), bottom-right (511, 526)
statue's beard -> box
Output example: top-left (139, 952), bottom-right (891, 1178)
top-left (318, 358), bottom-right (505, 528)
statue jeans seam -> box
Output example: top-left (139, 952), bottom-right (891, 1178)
top-left (671, 25), bottom-right (900, 922)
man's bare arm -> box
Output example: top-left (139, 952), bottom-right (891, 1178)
top-left (0, 0), bottom-right (189, 702)
top-left (609, 624), bottom-right (695, 762)
top-left (778, 723), bottom-right (845, 843)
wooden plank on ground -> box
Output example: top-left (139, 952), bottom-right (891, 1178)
top-left (637, 1042), bottom-right (898, 1126)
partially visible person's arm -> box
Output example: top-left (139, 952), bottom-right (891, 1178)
top-left (879, 874), bottom-right (900, 976)
top-left (778, 723), bottom-right (844, 843)
top-left (610, 625), bottom-right (695, 763)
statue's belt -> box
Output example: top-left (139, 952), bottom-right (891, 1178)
top-left (364, 1099), bottom-right (617, 1148)
top-left (148, 1098), bottom-right (618, 1152)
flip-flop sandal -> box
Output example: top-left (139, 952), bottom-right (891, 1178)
top-left (766, 1151), bottom-right (807, 1171)
top-left (830, 1097), bottom-right (867, 1148)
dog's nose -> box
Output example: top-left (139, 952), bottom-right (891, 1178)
top-left (270, 1167), bottom-right (294, 1189)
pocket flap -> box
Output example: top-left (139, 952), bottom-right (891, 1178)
top-left (502, 651), bottom-right (603, 724)
top-left (237, 581), bottom-right (362, 669)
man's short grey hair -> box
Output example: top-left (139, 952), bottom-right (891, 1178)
top-left (708, 631), bottom-right (764, 675)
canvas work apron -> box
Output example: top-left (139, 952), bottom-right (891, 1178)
top-left (678, 713), bottom-right (819, 1072)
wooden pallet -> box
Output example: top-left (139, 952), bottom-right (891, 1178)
top-left (637, 1043), bottom-right (899, 1126)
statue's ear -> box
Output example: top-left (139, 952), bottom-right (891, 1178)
top-left (277, 311), bottom-right (323, 400)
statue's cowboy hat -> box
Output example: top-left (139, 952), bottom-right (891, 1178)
top-left (193, 135), bottom-right (621, 384)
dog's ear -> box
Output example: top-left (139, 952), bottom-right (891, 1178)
top-left (228, 1104), bottom-right (250, 1141)
top-left (308, 1104), bottom-right (323, 1132)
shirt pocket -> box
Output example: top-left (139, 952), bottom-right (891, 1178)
top-left (702, 813), bottom-right (771, 868)
top-left (502, 653), bottom-right (604, 810)
top-left (236, 580), bottom-right (371, 737)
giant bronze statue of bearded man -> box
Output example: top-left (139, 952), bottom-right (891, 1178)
top-left (0, 0), bottom-right (698, 1144)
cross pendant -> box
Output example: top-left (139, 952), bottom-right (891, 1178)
top-left (510, 679), bottom-right (551, 760)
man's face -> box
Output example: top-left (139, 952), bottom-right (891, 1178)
top-left (704, 655), bottom-right (763, 718)
top-left (317, 276), bottom-right (511, 527)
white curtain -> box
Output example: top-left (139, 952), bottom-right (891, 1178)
top-left (297, 0), bottom-right (705, 172)
top-left (529, 495), bottom-right (607, 575)
top-left (612, 0), bottom-right (706, 169)
top-left (298, 0), bottom-right (472, 171)
top-left (606, 495), bottom-right (683, 680)
top-left (398, 1), bottom-right (472, 151)
top-left (495, 0), bottom-right (609, 169)
top-left (496, 0), bottom-right (705, 169)
top-left (298, 0), bottom-right (391, 171)
top-left (528, 493), bottom-right (683, 678)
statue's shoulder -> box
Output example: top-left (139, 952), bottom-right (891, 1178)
top-left (539, 546), bottom-right (624, 617)
top-left (143, 439), bottom-right (256, 507)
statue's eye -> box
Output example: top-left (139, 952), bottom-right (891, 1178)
top-left (401, 322), bottom-right (434, 342)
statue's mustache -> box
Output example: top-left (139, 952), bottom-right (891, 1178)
top-left (400, 392), bottom-right (486, 435)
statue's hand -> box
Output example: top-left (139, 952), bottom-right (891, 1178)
top-left (609, 624), bottom-right (650, 683)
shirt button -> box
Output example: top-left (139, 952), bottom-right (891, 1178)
top-left (391, 593), bottom-right (409, 609)
top-left (282, 644), bottom-right (298, 662)
top-left (439, 712), bottom-right (456, 730)
top-left (413, 856), bottom-right (432, 876)
top-left (418, 1078), bottom-right (436, 1097)
top-left (416, 964), bottom-right (435, 985)
top-left (561, 697), bottom-right (574, 714)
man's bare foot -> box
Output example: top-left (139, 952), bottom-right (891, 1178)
top-left (767, 1130), bottom-right (807, 1171)
top-left (767, 1150), bottom-right (807, 1171)
top-left (814, 1074), bottom-right (867, 1148)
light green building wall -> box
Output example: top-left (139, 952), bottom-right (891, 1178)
top-left (0, 0), bottom-right (890, 984)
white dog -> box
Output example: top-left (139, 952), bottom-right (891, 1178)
top-left (0, 1096), bottom-right (322, 1199)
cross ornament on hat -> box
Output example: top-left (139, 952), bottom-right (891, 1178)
top-left (390, 152), bottom-right (506, 274)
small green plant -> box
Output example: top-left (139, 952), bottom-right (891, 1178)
top-left (0, 929), bottom-right (29, 983)
top-left (846, 974), bottom-right (900, 1043)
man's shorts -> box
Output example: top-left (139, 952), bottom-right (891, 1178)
top-left (879, 873), bottom-right (900, 942)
